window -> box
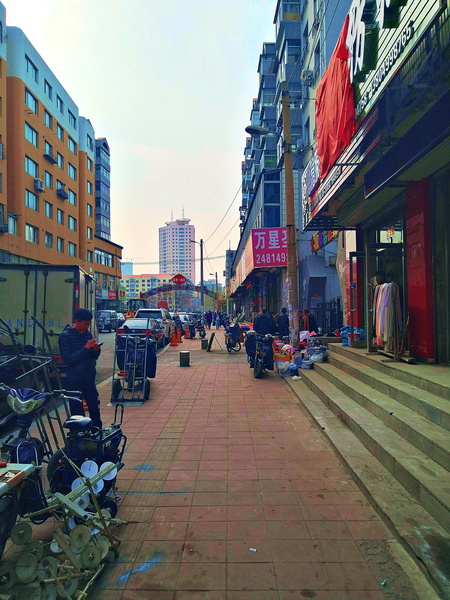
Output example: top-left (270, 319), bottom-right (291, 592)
top-left (56, 95), bottom-right (64, 114)
top-left (56, 179), bottom-right (65, 191)
top-left (44, 201), bottom-right (53, 218)
top-left (68, 163), bottom-right (76, 180)
top-left (95, 164), bottom-right (110, 180)
top-left (68, 189), bottom-right (77, 205)
top-left (8, 215), bottom-right (17, 235)
top-left (25, 55), bottom-right (38, 82)
top-left (68, 215), bottom-right (76, 231)
top-left (68, 136), bottom-right (77, 154)
top-left (25, 155), bottom-right (39, 177)
top-left (87, 157), bottom-right (93, 171)
top-left (57, 124), bottom-right (64, 141)
top-left (44, 141), bottom-right (53, 157)
top-left (87, 249), bottom-right (93, 262)
top-left (44, 232), bottom-right (53, 248)
top-left (44, 110), bottom-right (52, 129)
top-left (44, 79), bottom-right (52, 99)
top-left (57, 237), bottom-right (64, 252)
top-left (94, 248), bottom-right (114, 267)
top-left (87, 203), bottom-right (93, 217)
top-left (57, 208), bottom-right (64, 224)
top-left (44, 171), bottom-right (53, 189)
top-left (25, 88), bottom-right (38, 114)
top-left (68, 110), bottom-right (77, 129)
top-left (25, 223), bottom-right (38, 243)
top-left (25, 122), bottom-right (38, 147)
top-left (87, 181), bottom-right (93, 194)
top-left (68, 242), bottom-right (76, 257)
top-left (87, 134), bottom-right (94, 151)
top-left (87, 226), bottom-right (93, 240)
top-left (57, 153), bottom-right (64, 169)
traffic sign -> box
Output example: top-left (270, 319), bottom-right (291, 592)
top-left (157, 300), bottom-right (169, 309)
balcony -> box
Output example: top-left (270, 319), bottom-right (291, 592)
top-left (56, 185), bottom-right (68, 200)
top-left (44, 150), bottom-right (57, 165)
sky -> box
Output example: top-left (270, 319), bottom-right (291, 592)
top-left (5, 0), bottom-right (277, 283)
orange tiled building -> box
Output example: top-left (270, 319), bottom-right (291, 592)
top-left (0, 5), bottom-right (122, 308)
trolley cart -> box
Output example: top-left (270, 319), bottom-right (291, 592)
top-left (111, 327), bottom-right (157, 404)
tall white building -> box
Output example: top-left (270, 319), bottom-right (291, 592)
top-left (158, 217), bottom-right (195, 282)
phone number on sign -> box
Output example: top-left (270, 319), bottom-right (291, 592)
top-left (255, 252), bottom-right (287, 265)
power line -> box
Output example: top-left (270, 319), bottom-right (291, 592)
top-left (204, 183), bottom-right (242, 243)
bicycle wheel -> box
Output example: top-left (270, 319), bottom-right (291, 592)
top-left (231, 341), bottom-right (241, 353)
top-left (0, 495), bottom-right (18, 559)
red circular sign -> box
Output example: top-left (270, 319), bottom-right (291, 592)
top-left (157, 300), bottom-right (169, 309)
top-left (172, 274), bottom-right (187, 285)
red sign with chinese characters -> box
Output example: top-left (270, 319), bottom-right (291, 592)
top-left (172, 274), bottom-right (187, 285)
top-left (251, 228), bottom-right (287, 268)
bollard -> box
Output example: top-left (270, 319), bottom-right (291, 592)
top-left (184, 326), bottom-right (190, 339)
top-left (201, 338), bottom-right (208, 350)
top-left (179, 350), bottom-right (190, 367)
top-left (176, 328), bottom-right (182, 343)
top-left (170, 331), bottom-right (178, 346)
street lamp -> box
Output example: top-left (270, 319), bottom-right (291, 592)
top-left (245, 86), bottom-right (299, 343)
top-left (190, 238), bottom-right (204, 314)
top-left (210, 272), bottom-right (219, 312)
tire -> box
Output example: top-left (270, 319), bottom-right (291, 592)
top-left (199, 330), bottom-right (206, 338)
top-left (226, 340), bottom-right (232, 354)
top-left (0, 495), bottom-right (18, 559)
top-left (231, 341), bottom-right (241, 353)
top-left (47, 449), bottom-right (77, 494)
top-left (112, 379), bottom-right (122, 400)
top-left (254, 358), bottom-right (264, 379)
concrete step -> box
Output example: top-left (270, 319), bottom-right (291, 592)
top-left (286, 376), bottom-right (450, 600)
top-left (298, 367), bottom-right (450, 532)
top-left (328, 352), bottom-right (450, 431)
top-left (313, 360), bottom-right (450, 470)
top-left (329, 343), bottom-right (450, 401)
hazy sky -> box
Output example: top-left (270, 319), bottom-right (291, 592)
top-left (5, 0), bottom-right (276, 282)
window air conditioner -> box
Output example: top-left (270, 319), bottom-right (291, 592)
top-left (34, 178), bottom-right (44, 192)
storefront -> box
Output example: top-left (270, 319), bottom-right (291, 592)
top-left (303, 0), bottom-right (449, 363)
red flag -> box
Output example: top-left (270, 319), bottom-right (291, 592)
top-left (315, 15), bottom-right (355, 179)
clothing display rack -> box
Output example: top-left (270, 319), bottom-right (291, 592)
top-left (373, 282), bottom-right (403, 360)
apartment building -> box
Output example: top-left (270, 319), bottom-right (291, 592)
top-left (121, 273), bottom-right (174, 299)
top-left (159, 216), bottom-right (195, 283)
top-left (0, 5), bottom-right (122, 309)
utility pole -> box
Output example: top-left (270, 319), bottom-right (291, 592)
top-left (282, 84), bottom-right (299, 344)
top-left (215, 272), bottom-right (219, 312)
top-left (200, 238), bottom-right (204, 315)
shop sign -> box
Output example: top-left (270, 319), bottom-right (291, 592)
top-left (100, 289), bottom-right (109, 299)
top-left (108, 290), bottom-right (117, 300)
top-left (117, 285), bottom-right (126, 299)
top-left (311, 230), bottom-right (339, 253)
top-left (172, 274), bottom-right (186, 285)
top-left (251, 228), bottom-right (287, 268)
top-left (347, 0), bottom-right (440, 118)
top-left (302, 150), bottom-right (320, 200)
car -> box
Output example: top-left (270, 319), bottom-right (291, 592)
top-left (116, 317), bottom-right (165, 347)
top-left (134, 308), bottom-right (176, 345)
top-left (97, 310), bottom-right (119, 332)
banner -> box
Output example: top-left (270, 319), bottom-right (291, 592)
top-left (251, 227), bottom-right (287, 268)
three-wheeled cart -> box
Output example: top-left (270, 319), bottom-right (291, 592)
top-left (111, 330), bottom-right (157, 403)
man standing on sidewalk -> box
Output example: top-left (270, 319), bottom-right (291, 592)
top-left (59, 308), bottom-right (102, 428)
top-left (254, 308), bottom-right (276, 335)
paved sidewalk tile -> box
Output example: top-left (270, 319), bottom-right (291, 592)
top-left (90, 330), bottom-right (414, 598)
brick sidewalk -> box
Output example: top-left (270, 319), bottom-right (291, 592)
top-left (91, 329), bottom-right (421, 600)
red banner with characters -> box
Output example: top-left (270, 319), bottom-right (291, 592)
top-left (252, 228), bottom-right (287, 268)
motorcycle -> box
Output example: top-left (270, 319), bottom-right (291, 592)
top-left (195, 319), bottom-right (206, 339)
top-left (224, 324), bottom-right (241, 353)
top-left (245, 331), bottom-right (275, 378)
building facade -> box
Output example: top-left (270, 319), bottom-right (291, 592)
top-left (302, 0), bottom-right (450, 363)
top-left (229, 0), bottom-right (346, 328)
top-left (158, 217), bottom-right (195, 282)
top-left (0, 5), bottom-right (122, 309)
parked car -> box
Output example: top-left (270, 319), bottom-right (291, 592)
top-left (97, 310), bottom-right (119, 332)
top-left (134, 308), bottom-right (176, 344)
top-left (117, 317), bottom-right (165, 347)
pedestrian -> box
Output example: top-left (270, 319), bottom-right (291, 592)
top-left (276, 307), bottom-right (290, 338)
top-left (215, 312), bottom-right (221, 329)
top-left (253, 308), bottom-right (276, 336)
top-left (205, 310), bottom-right (213, 329)
top-left (300, 308), bottom-right (318, 333)
top-left (58, 308), bottom-right (102, 428)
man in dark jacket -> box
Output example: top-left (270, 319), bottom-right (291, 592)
top-left (59, 308), bottom-right (102, 428)
top-left (276, 307), bottom-right (290, 338)
top-left (253, 308), bottom-right (276, 336)
top-left (300, 309), bottom-right (318, 333)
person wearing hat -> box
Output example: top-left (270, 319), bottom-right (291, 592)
top-left (59, 308), bottom-right (102, 428)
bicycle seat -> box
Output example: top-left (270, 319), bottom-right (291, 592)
top-left (63, 415), bottom-right (92, 432)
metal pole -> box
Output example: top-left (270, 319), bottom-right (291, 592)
top-left (200, 238), bottom-right (204, 314)
top-left (215, 272), bottom-right (219, 312)
top-left (282, 85), bottom-right (299, 344)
